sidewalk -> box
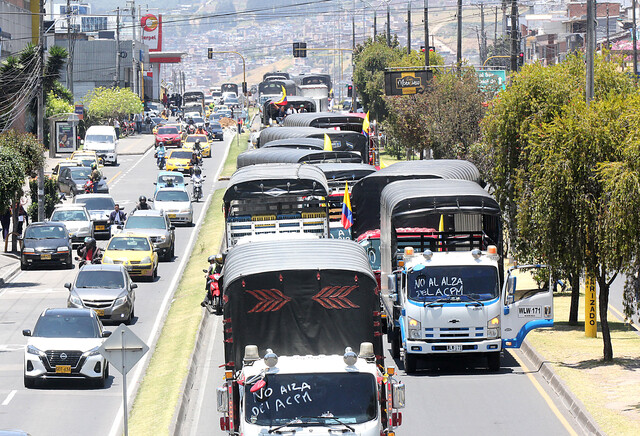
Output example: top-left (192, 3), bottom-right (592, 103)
top-left (0, 252), bottom-right (20, 286)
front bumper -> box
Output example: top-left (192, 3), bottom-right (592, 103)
top-left (92, 220), bottom-right (111, 237)
top-left (24, 351), bottom-right (105, 380)
top-left (68, 299), bottom-right (133, 322)
top-left (22, 250), bottom-right (71, 266)
top-left (157, 137), bottom-right (180, 146)
top-left (165, 210), bottom-right (192, 224)
top-left (94, 151), bottom-right (117, 164)
top-left (107, 260), bottom-right (154, 277)
top-left (405, 338), bottom-right (502, 355)
top-left (165, 164), bottom-right (192, 174)
top-left (68, 230), bottom-right (92, 245)
top-left (149, 236), bottom-right (171, 252)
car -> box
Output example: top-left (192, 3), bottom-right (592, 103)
top-left (152, 187), bottom-right (193, 225)
top-left (207, 121), bottom-right (224, 141)
top-left (73, 194), bottom-right (116, 239)
top-left (82, 126), bottom-right (118, 166)
top-left (102, 233), bottom-right (159, 280)
top-left (218, 110), bottom-right (233, 120)
top-left (66, 264), bottom-right (137, 324)
top-left (224, 96), bottom-right (240, 109)
top-left (155, 125), bottom-right (181, 147)
top-left (50, 159), bottom-right (83, 182)
top-left (120, 209), bottom-right (175, 261)
top-left (154, 171), bottom-right (187, 194)
top-left (214, 105), bottom-right (230, 113)
top-left (165, 148), bottom-right (195, 175)
top-left (23, 308), bottom-right (110, 388)
top-left (57, 165), bottom-right (109, 196)
top-left (20, 222), bottom-right (73, 270)
top-left (189, 116), bottom-right (206, 130)
top-left (49, 204), bottom-right (94, 246)
top-left (209, 112), bottom-right (223, 123)
top-left (151, 117), bottom-right (166, 135)
top-left (70, 150), bottom-right (102, 168)
top-left (183, 134), bottom-right (211, 157)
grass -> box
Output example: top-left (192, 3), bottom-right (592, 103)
top-left (221, 130), bottom-right (250, 178)
top-left (128, 132), bottom-right (247, 435)
top-left (526, 292), bottom-right (640, 435)
top-left (379, 148), bottom-right (403, 168)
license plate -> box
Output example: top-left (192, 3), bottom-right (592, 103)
top-left (168, 214), bottom-right (176, 218)
top-left (446, 344), bottom-right (463, 352)
top-left (55, 365), bottom-right (71, 374)
top-left (94, 309), bottom-right (105, 316)
top-left (41, 254), bottom-right (52, 260)
top-left (95, 225), bottom-right (105, 230)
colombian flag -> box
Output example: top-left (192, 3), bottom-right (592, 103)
top-left (274, 86), bottom-right (287, 105)
top-left (341, 181), bottom-right (353, 229)
top-left (362, 111), bottom-right (370, 136)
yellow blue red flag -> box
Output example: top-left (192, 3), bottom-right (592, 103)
top-left (274, 86), bottom-right (287, 105)
top-left (362, 111), bottom-right (370, 136)
top-left (324, 133), bottom-right (333, 151)
top-left (341, 181), bottom-right (353, 230)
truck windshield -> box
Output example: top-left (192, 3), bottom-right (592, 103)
top-left (408, 265), bottom-right (499, 302)
top-left (245, 372), bottom-right (377, 426)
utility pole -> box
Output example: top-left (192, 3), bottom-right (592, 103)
top-left (586, 0), bottom-right (595, 103)
top-left (352, 15), bottom-right (357, 111)
top-left (424, 0), bottom-right (429, 68)
top-left (510, 0), bottom-right (518, 72)
top-left (66, 0), bottom-right (73, 96)
top-left (374, 10), bottom-right (377, 36)
top-left (37, 0), bottom-right (45, 222)
top-left (115, 7), bottom-right (121, 87)
top-left (634, 0), bottom-right (638, 80)
top-left (494, 6), bottom-right (498, 45)
top-left (407, 2), bottom-right (411, 54)
top-left (456, 0), bottom-right (462, 66)
top-left (386, 2), bottom-right (391, 47)
top-left (129, 0), bottom-right (138, 97)
top-left (480, 3), bottom-right (487, 64)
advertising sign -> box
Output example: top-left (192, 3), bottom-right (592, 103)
top-left (55, 121), bottom-right (76, 153)
top-left (476, 69), bottom-right (507, 93)
top-left (384, 70), bottom-right (432, 96)
top-left (74, 104), bottom-right (84, 121)
top-left (140, 14), bottom-right (162, 52)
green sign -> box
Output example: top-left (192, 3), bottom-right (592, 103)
top-left (477, 69), bottom-right (506, 93)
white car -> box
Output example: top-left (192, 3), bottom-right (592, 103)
top-left (50, 204), bottom-right (94, 246)
top-left (152, 187), bottom-right (193, 225)
top-left (23, 308), bottom-right (111, 388)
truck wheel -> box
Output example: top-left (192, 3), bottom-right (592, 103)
top-left (403, 352), bottom-right (417, 374)
top-left (391, 330), bottom-right (400, 359)
top-left (487, 352), bottom-right (501, 371)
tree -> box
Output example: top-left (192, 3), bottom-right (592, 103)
top-left (0, 147), bottom-right (25, 218)
top-left (83, 87), bottom-right (143, 123)
top-left (27, 176), bottom-right (59, 222)
top-left (484, 35), bottom-right (511, 69)
top-left (46, 91), bottom-right (74, 119)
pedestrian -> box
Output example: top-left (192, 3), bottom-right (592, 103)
top-left (14, 201), bottom-right (28, 236)
top-left (113, 118), bottom-right (121, 139)
top-left (0, 207), bottom-right (10, 240)
top-left (134, 112), bottom-right (142, 134)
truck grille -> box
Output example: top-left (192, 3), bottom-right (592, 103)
top-left (424, 327), bottom-right (486, 341)
top-left (46, 350), bottom-right (82, 367)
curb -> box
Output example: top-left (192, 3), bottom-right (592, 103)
top-left (0, 261), bottom-right (21, 287)
top-left (520, 340), bottom-right (605, 436)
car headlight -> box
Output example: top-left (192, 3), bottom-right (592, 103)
top-left (57, 246), bottom-right (70, 253)
top-left (76, 183), bottom-right (85, 189)
top-left (83, 346), bottom-right (100, 357)
top-left (69, 293), bottom-right (83, 306)
top-left (408, 317), bottom-right (421, 339)
top-left (23, 248), bottom-right (35, 254)
top-left (114, 295), bottom-right (128, 306)
top-left (156, 235), bottom-right (166, 243)
top-left (102, 256), bottom-right (114, 264)
top-left (181, 209), bottom-right (191, 214)
top-left (487, 316), bottom-right (500, 338)
top-left (79, 226), bottom-right (91, 233)
top-left (140, 256), bottom-right (152, 264)
top-left (27, 345), bottom-right (45, 357)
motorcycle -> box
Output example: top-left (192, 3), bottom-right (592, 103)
top-left (192, 175), bottom-right (204, 202)
top-left (155, 150), bottom-right (166, 169)
top-left (202, 268), bottom-right (223, 315)
top-left (75, 254), bottom-right (102, 268)
top-left (83, 180), bottom-right (95, 194)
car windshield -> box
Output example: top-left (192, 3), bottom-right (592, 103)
top-left (158, 174), bottom-right (184, 185)
top-left (76, 158), bottom-right (95, 167)
top-left (155, 190), bottom-right (189, 202)
top-left (245, 373), bottom-right (377, 426)
top-left (185, 136), bottom-right (207, 143)
top-left (192, 117), bottom-right (204, 123)
top-left (407, 265), bottom-right (500, 302)
top-left (210, 122), bottom-right (222, 129)
top-left (85, 134), bottom-right (113, 143)
top-left (75, 197), bottom-right (115, 211)
top-left (51, 210), bottom-right (88, 222)
top-left (107, 237), bottom-right (151, 251)
top-left (169, 151), bottom-right (193, 160)
top-left (24, 225), bottom-right (66, 239)
top-left (33, 313), bottom-right (100, 338)
top-left (70, 167), bottom-right (92, 179)
top-left (75, 270), bottom-right (125, 288)
top-left (151, 117), bottom-right (163, 123)
top-left (158, 127), bottom-right (178, 135)
top-left (124, 216), bottom-right (166, 230)
top-left (226, 98), bottom-right (239, 103)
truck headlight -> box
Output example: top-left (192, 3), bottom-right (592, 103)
top-left (408, 317), bottom-right (421, 339)
top-left (487, 316), bottom-right (500, 338)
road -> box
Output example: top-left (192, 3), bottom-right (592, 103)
top-left (0, 131), bottom-right (232, 435)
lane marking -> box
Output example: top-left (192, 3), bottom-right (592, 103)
top-left (608, 304), bottom-right (640, 332)
top-left (2, 390), bottom-right (16, 406)
top-left (508, 350), bottom-right (579, 436)
top-left (109, 146), bottom-right (154, 189)
top-left (107, 170), bottom-right (123, 187)
top-left (108, 134), bottom-right (233, 436)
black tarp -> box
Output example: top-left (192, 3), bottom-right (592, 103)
top-left (258, 127), bottom-right (368, 158)
top-left (237, 148), bottom-right (363, 168)
top-left (220, 239), bottom-right (381, 369)
top-left (282, 112), bottom-right (364, 132)
top-left (261, 138), bottom-right (325, 150)
top-left (312, 163), bottom-right (377, 186)
top-left (351, 159), bottom-right (481, 238)
top-left (262, 97), bottom-right (317, 124)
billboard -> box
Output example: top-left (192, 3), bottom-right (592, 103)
top-left (384, 70), bottom-right (432, 96)
top-left (140, 14), bottom-right (162, 52)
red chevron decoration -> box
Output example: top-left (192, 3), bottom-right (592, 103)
top-left (312, 286), bottom-right (359, 309)
top-left (246, 289), bottom-right (292, 313)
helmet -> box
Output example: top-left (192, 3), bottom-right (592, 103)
top-left (139, 195), bottom-right (147, 204)
top-left (194, 166), bottom-right (202, 176)
top-left (91, 163), bottom-right (97, 170)
top-left (158, 141), bottom-right (165, 147)
top-left (215, 253), bottom-right (224, 264)
top-left (195, 139), bottom-right (201, 145)
top-left (84, 237), bottom-right (96, 248)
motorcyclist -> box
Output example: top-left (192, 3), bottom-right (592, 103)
top-left (156, 142), bottom-right (166, 168)
top-left (87, 163), bottom-right (102, 193)
top-left (108, 203), bottom-right (127, 226)
top-left (134, 195), bottom-right (152, 211)
top-left (196, 125), bottom-right (206, 135)
top-left (77, 237), bottom-right (102, 266)
top-left (201, 253), bottom-right (224, 308)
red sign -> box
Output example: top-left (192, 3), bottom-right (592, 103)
top-left (140, 14), bottom-right (162, 52)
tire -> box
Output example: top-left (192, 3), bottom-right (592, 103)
top-left (65, 255), bottom-right (73, 269)
top-left (170, 243), bottom-right (175, 258)
top-left (391, 329), bottom-right (401, 359)
top-left (403, 352), bottom-right (417, 374)
top-left (124, 307), bottom-right (133, 325)
top-left (487, 352), bottom-right (501, 371)
top-left (24, 375), bottom-right (36, 389)
top-left (94, 363), bottom-right (107, 388)
top-left (20, 261), bottom-right (28, 271)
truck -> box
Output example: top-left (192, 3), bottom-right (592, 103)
top-left (379, 179), bottom-right (554, 373)
top-left (216, 238), bottom-right (405, 435)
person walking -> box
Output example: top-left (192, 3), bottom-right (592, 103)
top-left (134, 112), bottom-right (142, 134)
top-left (113, 118), bottom-right (121, 139)
top-left (14, 201), bottom-right (28, 236)
top-left (1, 207), bottom-right (11, 240)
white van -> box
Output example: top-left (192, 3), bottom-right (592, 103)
top-left (83, 125), bottom-right (118, 165)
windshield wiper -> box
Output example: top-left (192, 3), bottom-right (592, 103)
top-left (425, 297), bottom-right (455, 307)
top-left (301, 416), bottom-right (355, 432)
top-left (463, 294), bottom-right (485, 307)
top-left (268, 418), bottom-right (302, 433)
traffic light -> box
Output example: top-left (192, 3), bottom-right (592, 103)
top-left (207, 47), bottom-right (213, 59)
top-left (347, 84), bottom-right (353, 98)
top-left (293, 42), bottom-right (307, 58)
top-left (518, 52), bottom-right (524, 66)
top-left (420, 46), bottom-right (436, 52)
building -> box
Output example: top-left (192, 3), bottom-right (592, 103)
top-left (0, 0), bottom-right (35, 58)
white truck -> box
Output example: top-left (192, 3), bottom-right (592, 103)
top-left (216, 238), bottom-right (405, 435)
top-left (83, 125), bottom-right (118, 165)
top-left (379, 179), bottom-right (554, 373)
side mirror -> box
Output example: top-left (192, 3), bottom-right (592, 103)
top-left (153, 182), bottom-right (157, 185)
top-left (102, 331), bottom-right (112, 338)
top-left (131, 283), bottom-right (138, 289)
top-left (64, 282), bottom-right (71, 289)
top-left (103, 177), bottom-right (107, 180)
top-left (22, 329), bottom-right (31, 337)
top-left (119, 206), bottom-right (126, 211)
top-left (203, 269), bottom-right (208, 273)
top-left (387, 274), bottom-right (397, 293)
top-left (392, 382), bottom-right (406, 409)
top-left (505, 276), bottom-right (516, 305)
top-left (170, 226), bottom-right (175, 230)
top-left (117, 225), bottom-right (123, 230)
top-left (216, 387), bottom-right (229, 413)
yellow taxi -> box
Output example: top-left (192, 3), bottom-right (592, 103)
top-left (182, 134), bottom-right (211, 158)
top-left (102, 233), bottom-right (158, 280)
top-left (152, 120), bottom-right (167, 135)
top-left (70, 150), bottom-right (102, 168)
top-left (165, 148), bottom-right (195, 174)
top-left (51, 160), bottom-right (83, 181)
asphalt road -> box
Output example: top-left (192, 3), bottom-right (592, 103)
top-left (0, 131), bottom-right (232, 435)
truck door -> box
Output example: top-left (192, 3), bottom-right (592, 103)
top-left (501, 265), bottom-right (554, 348)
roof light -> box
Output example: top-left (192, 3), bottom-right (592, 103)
top-left (264, 349), bottom-right (278, 368)
top-left (487, 245), bottom-right (497, 255)
top-left (343, 347), bottom-right (358, 366)
top-left (387, 366), bottom-right (396, 376)
top-left (423, 250), bottom-right (433, 260)
top-left (471, 248), bottom-right (482, 259)
top-left (404, 247), bottom-right (415, 256)
top-left (398, 259), bottom-right (405, 267)
top-left (358, 342), bottom-right (374, 360)
top-left (224, 370), bottom-right (233, 380)
top-left (243, 345), bottom-right (259, 363)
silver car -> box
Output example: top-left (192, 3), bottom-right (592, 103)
top-left (50, 204), bottom-right (94, 246)
top-left (66, 264), bottom-right (137, 325)
top-left (73, 194), bottom-right (117, 239)
top-left (120, 209), bottom-right (176, 261)
top-left (151, 187), bottom-right (193, 226)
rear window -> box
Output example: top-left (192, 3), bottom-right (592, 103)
top-left (75, 197), bottom-right (115, 211)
